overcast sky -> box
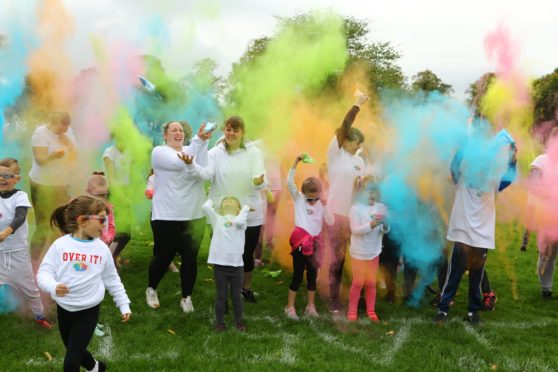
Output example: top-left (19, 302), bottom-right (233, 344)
top-left (38, 0), bottom-right (558, 99)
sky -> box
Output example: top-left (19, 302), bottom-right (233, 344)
top-left (9, 0), bottom-right (558, 99)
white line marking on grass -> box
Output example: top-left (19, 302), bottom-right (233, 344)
top-left (378, 322), bottom-right (411, 366)
top-left (462, 323), bottom-right (490, 347)
top-left (98, 325), bottom-right (113, 360)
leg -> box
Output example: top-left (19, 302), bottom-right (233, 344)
top-left (10, 250), bottom-right (44, 317)
top-left (213, 265), bottom-right (228, 326)
top-left (230, 266), bottom-right (244, 324)
top-left (305, 255), bottom-right (318, 302)
top-left (112, 232), bottom-right (131, 259)
top-left (178, 218), bottom-right (204, 298)
top-left (380, 234), bottom-right (401, 301)
top-left (327, 214), bottom-right (350, 304)
top-left (58, 305), bottom-right (99, 372)
top-left (148, 220), bottom-right (179, 290)
top-left (402, 257), bottom-right (417, 300)
top-left (437, 242), bottom-right (467, 313)
top-left (538, 241), bottom-right (558, 292)
top-left (364, 256), bottom-right (380, 316)
top-left (347, 258), bottom-right (365, 320)
top-left (265, 190), bottom-right (281, 247)
top-left (242, 225), bottom-right (262, 290)
top-left (467, 247), bottom-right (488, 313)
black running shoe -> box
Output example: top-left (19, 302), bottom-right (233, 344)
top-left (98, 361), bottom-right (107, 372)
top-left (434, 311), bottom-right (447, 325)
top-left (241, 288), bottom-right (257, 303)
top-left (463, 312), bottom-right (481, 325)
top-left (542, 290), bottom-right (552, 299)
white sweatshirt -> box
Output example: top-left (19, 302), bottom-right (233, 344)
top-left (151, 135), bottom-right (209, 221)
top-left (287, 168), bottom-right (334, 236)
top-left (349, 203), bottom-right (389, 260)
top-left (37, 234), bottom-right (131, 314)
top-left (202, 199), bottom-right (250, 267)
top-left (186, 142), bottom-right (267, 226)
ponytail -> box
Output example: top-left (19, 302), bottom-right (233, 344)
top-left (50, 204), bottom-right (71, 234)
top-left (49, 195), bottom-right (109, 234)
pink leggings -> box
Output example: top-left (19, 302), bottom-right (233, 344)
top-left (348, 256), bottom-right (379, 319)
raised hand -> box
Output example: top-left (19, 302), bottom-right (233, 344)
top-left (178, 152), bottom-right (194, 165)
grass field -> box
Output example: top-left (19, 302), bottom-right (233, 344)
top-left (2, 221), bottom-right (558, 371)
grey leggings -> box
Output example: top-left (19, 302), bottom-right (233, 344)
top-left (538, 242), bottom-right (558, 291)
top-left (214, 265), bottom-right (243, 325)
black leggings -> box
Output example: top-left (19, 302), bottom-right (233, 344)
top-left (148, 218), bottom-right (205, 297)
top-left (57, 304), bottom-right (99, 372)
top-left (214, 265), bottom-right (243, 325)
top-left (243, 226), bottom-right (262, 273)
top-left (289, 249), bottom-right (317, 291)
top-left (112, 232), bottom-right (131, 259)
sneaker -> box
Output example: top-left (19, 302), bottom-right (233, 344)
top-left (146, 287), bottom-right (160, 309)
top-left (542, 290), bottom-right (552, 299)
top-left (434, 311), bottom-right (447, 324)
top-left (368, 312), bottom-right (380, 322)
top-left (254, 259), bottom-right (264, 268)
top-left (463, 312), bottom-right (481, 325)
top-left (284, 306), bottom-right (300, 320)
top-left (98, 360), bottom-right (107, 372)
top-left (214, 323), bottom-right (226, 332)
top-left (235, 322), bottom-right (247, 332)
top-left (35, 317), bottom-right (53, 329)
top-left (168, 262), bottom-right (179, 273)
top-left (180, 296), bottom-right (194, 313)
top-left (347, 312), bottom-right (357, 322)
top-left (327, 299), bottom-right (342, 314)
top-left (304, 305), bottom-right (319, 318)
top-left (241, 288), bottom-right (257, 303)
top-left (482, 291), bottom-right (497, 311)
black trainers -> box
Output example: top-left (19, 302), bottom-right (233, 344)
top-left (235, 322), bottom-right (247, 332)
top-left (542, 290), bottom-right (552, 299)
top-left (434, 311), bottom-right (447, 324)
top-left (241, 288), bottom-right (257, 303)
top-left (482, 291), bottom-right (497, 311)
top-left (98, 361), bottom-right (107, 372)
top-left (463, 312), bottom-right (481, 325)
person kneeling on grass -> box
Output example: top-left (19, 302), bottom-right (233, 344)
top-left (284, 154), bottom-right (334, 320)
top-left (202, 197), bottom-right (252, 332)
top-left (347, 178), bottom-right (389, 322)
top-left (37, 195), bottom-right (131, 372)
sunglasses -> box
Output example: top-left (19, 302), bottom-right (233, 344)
top-left (306, 197), bottom-right (320, 203)
top-left (91, 193), bottom-right (108, 198)
top-left (0, 173), bottom-right (17, 180)
top-left (84, 215), bottom-right (108, 224)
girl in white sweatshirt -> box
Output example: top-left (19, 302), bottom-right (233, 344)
top-left (347, 178), bottom-right (389, 322)
top-left (37, 195), bottom-right (131, 372)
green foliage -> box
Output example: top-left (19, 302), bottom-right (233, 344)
top-left (532, 68), bottom-right (558, 123)
top-left (411, 70), bottom-right (453, 95)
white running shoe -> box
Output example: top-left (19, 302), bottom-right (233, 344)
top-left (304, 305), bottom-right (320, 318)
top-left (146, 287), bottom-right (160, 309)
top-left (180, 296), bottom-right (194, 313)
top-left (168, 262), bottom-right (179, 273)
top-left (284, 306), bottom-right (299, 321)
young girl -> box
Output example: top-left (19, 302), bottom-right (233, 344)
top-left (284, 154), bottom-right (333, 320)
top-left (85, 172), bottom-right (115, 247)
top-left (347, 178), bottom-right (389, 322)
top-left (202, 197), bottom-right (251, 332)
top-left (37, 195), bottom-right (131, 372)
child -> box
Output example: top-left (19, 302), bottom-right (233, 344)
top-left (85, 172), bottom-right (115, 247)
top-left (284, 154), bottom-right (333, 320)
top-left (202, 197), bottom-right (250, 332)
top-left (347, 178), bottom-right (389, 322)
top-left (0, 158), bottom-right (52, 328)
top-left (37, 195), bottom-right (131, 371)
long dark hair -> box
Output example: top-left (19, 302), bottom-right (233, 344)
top-left (50, 195), bottom-right (109, 234)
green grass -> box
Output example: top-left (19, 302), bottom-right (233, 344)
top-left (2, 222), bottom-right (558, 371)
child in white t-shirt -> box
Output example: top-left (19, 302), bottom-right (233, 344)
top-left (284, 154), bottom-right (334, 320)
top-left (202, 197), bottom-right (251, 332)
top-left (0, 158), bottom-right (52, 329)
top-left (347, 178), bottom-right (389, 322)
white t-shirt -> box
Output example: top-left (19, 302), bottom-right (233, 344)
top-left (327, 136), bottom-right (365, 216)
top-left (349, 202), bottom-right (389, 260)
top-left (29, 125), bottom-right (77, 186)
top-left (103, 145), bottom-right (132, 186)
top-left (287, 168), bottom-right (333, 236)
top-left (151, 136), bottom-right (208, 221)
top-left (187, 142), bottom-right (267, 226)
top-left (0, 191), bottom-right (32, 252)
top-left (529, 154), bottom-right (558, 240)
top-left (202, 200), bottom-right (249, 267)
top-left (446, 180), bottom-right (497, 249)
top-left (37, 234), bottom-right (131, 313)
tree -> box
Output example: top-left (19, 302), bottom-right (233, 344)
top-left (410, 70), bottom-right (453, 95)
top-left (532, 68), bottom-right (558, 123)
